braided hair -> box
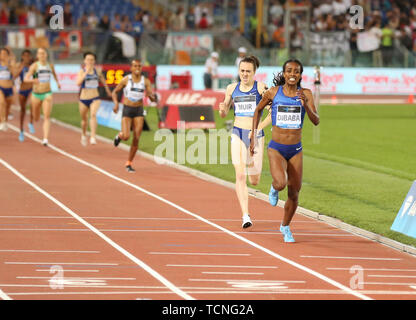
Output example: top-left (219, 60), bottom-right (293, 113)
top-left (272, 59), bottom-right (304, 87)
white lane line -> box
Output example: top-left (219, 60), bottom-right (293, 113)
top-left (0, 158), bottom-right (194, 301)
top-left (6, 289), bottom-right (416, 296)
top-left (36, 269), bottom-right (99, 273)
top-left (5, 262), bottom-right (118, 266)
top-left (361, 282), bottom-right (416, 286)
top-left (188, 279), bottom-right (306, 284)
top-left (368, 275), bottom-right (416, 279)
top-left (167, 264), bottom-right (278, 269)
top-left (17, 276), bottom-right (136, 280)
top-left (301, 255), bottom-right (401, 261)
top-left (0, 249), bottom-right (99, 254)
top-left (0, 289), bottom-right (12, 300)
top-left (411, 286), bottom-right (416, 290)
top-left (327, 268), bottom-right (416, 272)
top-left (149, 252), bottom-right (250, 256)
top-left (7, 126), bottom-right (372, 301)
top-left (202, 272), bottom-right (264, 275)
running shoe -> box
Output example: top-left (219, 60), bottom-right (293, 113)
top-left (42, 139), bottom-right (48, 147)
top-left (28, 122), bottom-right (35, 134)
top-left (280, 224), bottom-right (295, 243)
top-left (81, 135), bottom-right (87, 146)
top-left (19, 131), bottom-right (24, 142)
top-left (114, 134), bottom-right (121, 147)
top-left (269, 184), bottom-right (279, 206)
top-left (90, 137), bottom-right (97, 145)
top-left (126, 165), bottom-right (135, 173)
top-left (0, 122), bottom-right (5, 131)
top-left (242, 214), bottom-right (252, 229)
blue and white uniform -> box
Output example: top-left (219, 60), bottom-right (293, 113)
top-left (79, 68), bottom-right (100, 108)
top-left (268, 86), bottom-right (306, 160)
top-left (0, 64), bottom-right (13, 98)
top-left (231, 81), bottom-right (264, 149)
top-left (18, 65), bottom-right (32, 97)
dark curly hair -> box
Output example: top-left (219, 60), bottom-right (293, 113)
top-left (272, 59), bottom-right (304, 87)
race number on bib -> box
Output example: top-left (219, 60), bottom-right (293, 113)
top-left (85, 78), bottom-right (99, 89)
top-left (128, 87), bottom-right (144, 102)
top-left (234, 95), bottom-right (257, 117)
top-left (38, 70), bottom-right (51, 83)
top-left (275, 105), bottom-right (302, 129)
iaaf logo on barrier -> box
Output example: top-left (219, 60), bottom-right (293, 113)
top-left (159, 90), bottom-right (225, 109)
top-left (391, 181), bottom-right (416, 239)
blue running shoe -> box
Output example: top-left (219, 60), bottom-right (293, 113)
top-left (28, 123), bottom-right (35, 134)
top-left (280, 224), bottom-right (295, 243)
top-left (269, 185), bottom-right (278, 206)
top-left (19, 131), bottom-right (24, 142)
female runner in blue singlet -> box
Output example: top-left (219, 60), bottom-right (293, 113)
top-left (0, 47), bottom-right (17, 132)
top-left (76, 52), bottom-right (111, 146)
top-left (219, 55), bottom-right (271, 229)
top-left (250, 59), bottom-right (320, 242)
top-left (16, 49), bottom-right (34, 141)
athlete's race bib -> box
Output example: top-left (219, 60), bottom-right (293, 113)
top-left (234, 95), bottom-right (257, 117)
top-left (85, 77), bottom-right (99, 89)
top-left (127, 87), bottom-right (144, 102)
top-left (275, 105), bottom-right (302, 129)
top-left (0, 68), bottom-right (11, 80)
top-left (38, 69), bottom-right (51, 83)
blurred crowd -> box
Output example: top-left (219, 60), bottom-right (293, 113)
top-left (1, 0), bottom-right (416, 56)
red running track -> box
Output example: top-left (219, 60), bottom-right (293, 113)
top-left (1, 113), bottom-right (416, 300)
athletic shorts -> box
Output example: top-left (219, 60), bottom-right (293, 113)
top-left (268, 140), bottom-right (302, 161)
top-left (231, 126), bottom-right (264, 149)
top-left (32, 91), bottom-right (52, 101)
top-left (0, 86), bottom-right (13, 98)
top-left (19, 88), bottom-right (32, 98)
top-left (122, 105), bottom-right (144, 118)
top-left (80, 96), bottom-right (99, 108)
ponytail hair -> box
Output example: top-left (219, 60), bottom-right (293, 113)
top-left (272, 59), bottom-right (304, 87)
top-left (239, 55), bottom-right (260, 72)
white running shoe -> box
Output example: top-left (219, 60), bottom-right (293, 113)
top-left (42, 139), bottom-right (48, 146)
top-left (0, 122), bottom-right (7, 132)
top-left (242, 214), bottom-right (252, 229)
top-left (81, 135), bottom-right (87, 146)
top-left (89, 137), bottom-right (97, 145)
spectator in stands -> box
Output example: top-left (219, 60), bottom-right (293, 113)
top-left (260, 25), bottom-right (271, 48)
top-left (333, 0), bottom-right (348, 16)
top-left (63, 2), bottom-right (73, 26)
top-left (121, 15), bottom-right (132, 33)
top-left (154, 10), bottom-right (167, 31)
top-left (271, 20), bottom-right (285, 48)
top-left (290, 23), bottom-right (303, 57)
top-left (98, 14), bottom-right (110, 31)
top-left (8, 2), bottom-right (17, 24)
top-left (203, 51), bottom-right (219, 89)
top-left (111, 13), bottom-right (122, 31)
top-left (27, 5), bottom-right (36, 27)
top-left (235, 46), bottom-right (247, 68)
top-left (198, 12), bottom-right (209, 29)
top-left (186, 6), bottom-right (196, 29)
top-left (325, 14), bottom-right (337, 31)
top-left (88, 12), bottom-right (99, 30)
top-left (132, 11), bottom-right (144, 45)
top-left (381, 20), bottom-right (395, 66)
top-left (170, 7), bottom-right (185, 31)
top-left (77, 13), bottom-right (89, 29)
top-left (0, 2), bottom-right (9, 25)
top-left (269, 0), bottom-right (284, 21)
top-left (314, 14), bottom-right (328, 31)
top-left (43, 4), bottom-right (52, 27)
top-left (17, 5), bottom-right (27, 26)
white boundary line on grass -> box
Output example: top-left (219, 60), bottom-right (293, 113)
top-left (0, 157), bottom-right (194, 301)
top-left (7, 124), bottom-right (372, 300)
